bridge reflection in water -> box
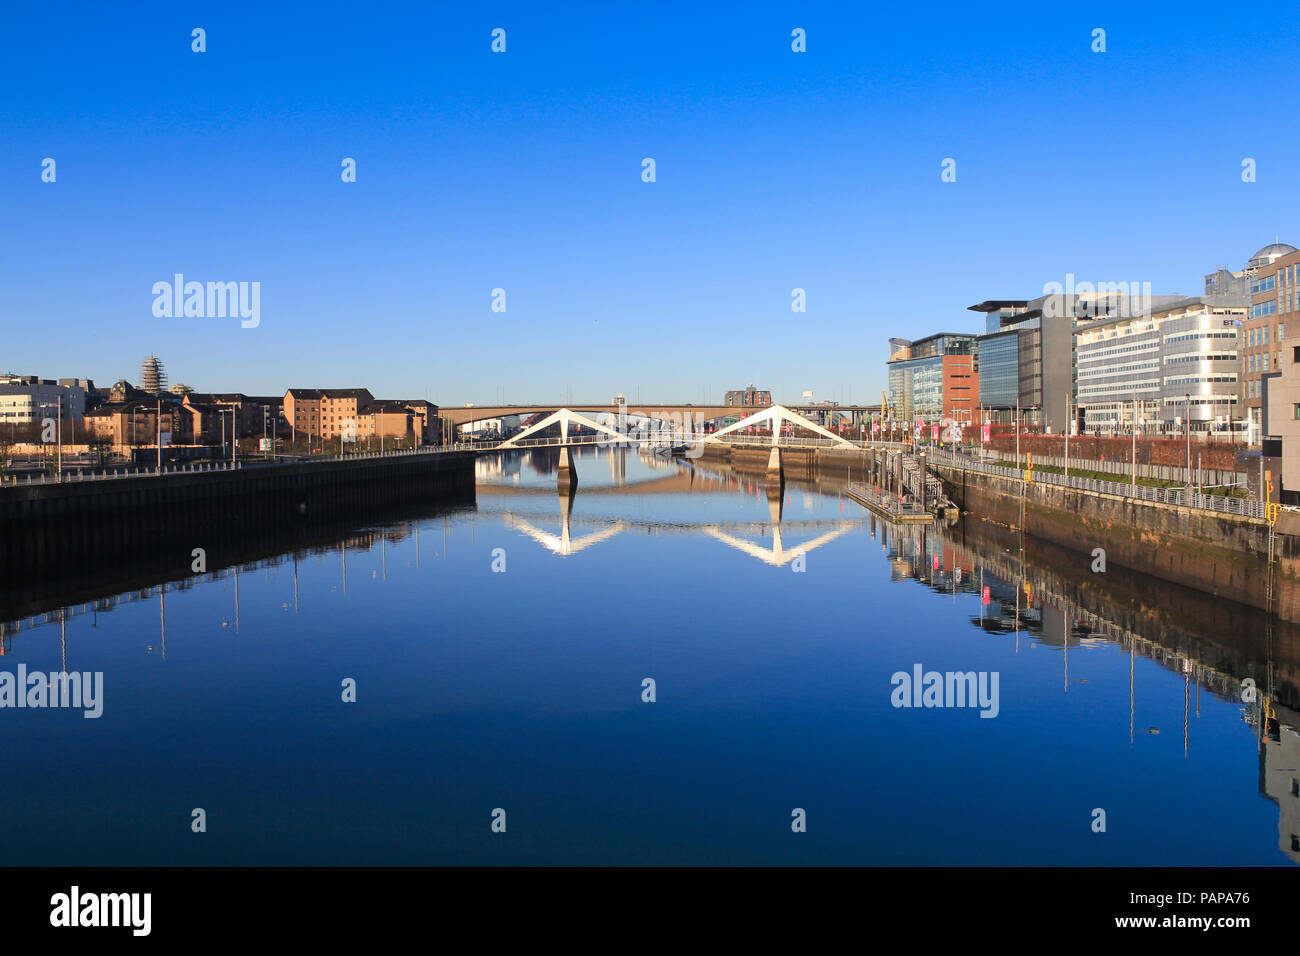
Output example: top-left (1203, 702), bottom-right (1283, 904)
top-left (2, 444), bottom-right (1297, 865)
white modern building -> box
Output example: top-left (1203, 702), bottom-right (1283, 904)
top-left (1074, 296), bottom-right (1247, 435)
top-left (0, 375), bottom-right (88, 426)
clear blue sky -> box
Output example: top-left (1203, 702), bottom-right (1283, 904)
top-left (3, 1), bottom-right (1296, 407)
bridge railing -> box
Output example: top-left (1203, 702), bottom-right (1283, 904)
top-left (922, 447), bottom-right (1267, 520)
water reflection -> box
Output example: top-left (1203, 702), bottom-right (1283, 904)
top-left (1, 445), bottom-right (1296, 865)
top-left (871, 512), bottom-right (1300, 865)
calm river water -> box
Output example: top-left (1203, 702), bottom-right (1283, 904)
top-left (1, 446), bottom-right (1296, 865)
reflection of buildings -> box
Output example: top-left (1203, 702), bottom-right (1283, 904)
top-left (0, 518), bottom-right (437, 653)
top-left (1262, 721), bottom-right (1300, 864)
top-left (876, 509), bottom-right (1300, 864)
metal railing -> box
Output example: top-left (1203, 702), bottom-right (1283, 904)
top-left (844, 481), bottom-right (931, 517)
top-left (0, 444), bottom-right (475, 488)
top-left (710, 434), bottom-right (860, 448)
top-left (923, 447), bottom-right (1267, 520)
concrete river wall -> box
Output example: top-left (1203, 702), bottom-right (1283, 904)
top-left (932, 460), bottom-right (1300, 621)
top-left (0, 451), bottom-right (477, 578)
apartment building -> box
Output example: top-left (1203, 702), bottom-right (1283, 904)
top-left (83, 400), bottom-right (189, 446)
top-left (283, 389), bottom-right (438, 445)
top-left (284, 388), bottom-right (374, 440)
top-left (183, 393), bottom-right (283, 438)
top-left (724, 385), bottom-right (772, 407)
top-left (400, 400), bottom-right (439, 444)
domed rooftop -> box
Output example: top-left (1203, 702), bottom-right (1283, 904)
top-left (1249, 242), bottom-right (1297, 266)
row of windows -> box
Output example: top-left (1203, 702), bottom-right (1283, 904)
top-left (1078, 361), bottom-right (1159, 380)
top-left (1163, 331), bottom-right (1238, 344)
top-left (1252, 301), bottom-right (1278, 319)
top-left (1077, 340), bottom-right (1159, 361)
top-left (1078, 380), bottom-right (1160, 396)
top-left (1246, 326), bottom-right (1277, 346)
top-left (1252, 275), bottom-right (1276, 294)
top-left (1247, 353), bottom-right (1283, 373)
top-left (1164, 375), bottom-right (1238, 386)
top-left (1165, 353), bottom-right (1236, 365)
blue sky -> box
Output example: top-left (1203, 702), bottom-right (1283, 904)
top-left (3, 1), bottom-right (1297, 406)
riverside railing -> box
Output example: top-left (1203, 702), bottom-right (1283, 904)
top-left (1, 444), bottom-right (477, 488)
top-left (923, 447), bottom-right (1267, 520)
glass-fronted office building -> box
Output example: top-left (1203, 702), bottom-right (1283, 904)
top-left (886, 334), bottom-right (978, 424)
top-left (977, 330), bottom-right (1020, 409)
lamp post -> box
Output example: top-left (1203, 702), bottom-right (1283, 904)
top-left (1185, 393), bottom-right (1191, 486)
top-left (1064, 395), bottom-right (1070, 479)
top-left (1131, 392), bottom-right (1137, 495)
top-left (1015, 396), bottom-right (1021, 471)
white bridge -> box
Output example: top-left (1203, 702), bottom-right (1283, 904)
top-left (478, 404), bottom-right (858, 488)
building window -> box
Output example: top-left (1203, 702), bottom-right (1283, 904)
top-left (1293, 404), bottom-right (1300, 419)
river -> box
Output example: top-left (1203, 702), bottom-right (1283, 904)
top-left (1, 445), bottom-right (1294, 865)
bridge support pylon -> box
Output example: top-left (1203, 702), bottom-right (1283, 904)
top-left (766, 446), bottom-right (783, 479)
top-left (766, 446), bottom-right (785, 495)
top-left (557, 446), bottom-right (578, 492)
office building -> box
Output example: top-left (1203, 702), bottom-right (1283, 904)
top-left (0, 375), bottom-right (87, 426)
top-left (886, 333), bottom-right (978, 424)
top-left (1074, 295), bottom-right (1247, 434)
top-left (1244, 243), bottom-right (1300, 431)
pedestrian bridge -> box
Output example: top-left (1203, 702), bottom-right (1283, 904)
top-left (472, 405), bottom-right (860, 489)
